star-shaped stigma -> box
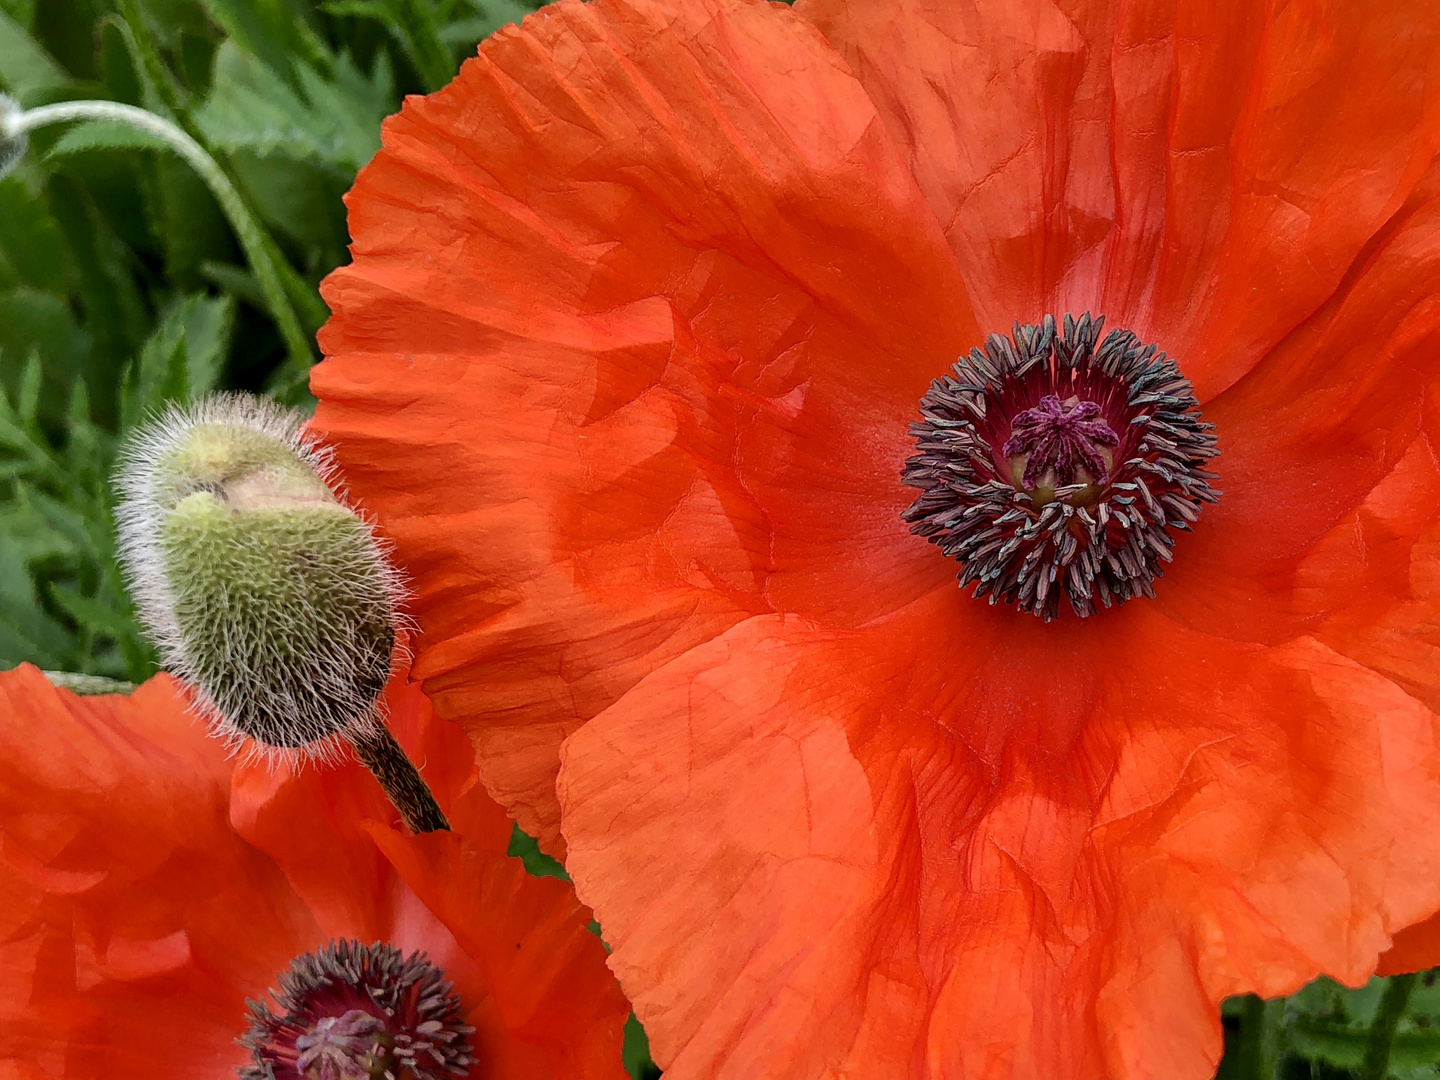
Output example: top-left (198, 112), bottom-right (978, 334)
top-left (1002, 395), bottom-right (1121, 489)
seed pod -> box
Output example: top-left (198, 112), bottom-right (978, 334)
top-left (115, 393), bottom-right (401, 763)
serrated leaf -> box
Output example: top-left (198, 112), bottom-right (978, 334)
top-left (135, 293), bottom-right (234, 406)
top-left (0, 287), bottom-right (93, 423)
top-left (0, 583), bottom-right (72, 669)
top-left (49, 584), bottom-right (145, 647)
top-left (196, 41), bottom-right (387, 173)
top-left (43, 118), bottom-right (172, 160)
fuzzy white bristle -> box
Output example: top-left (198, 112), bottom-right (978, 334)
top-left (114, 392), bottom-right (409, 766)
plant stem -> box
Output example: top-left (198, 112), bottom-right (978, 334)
top-left (1230, 995), bottom-right (1284, 1080)
top-left (1361, 973), bottom-right (1417, 1080)
top-left (349, 723), bottom-right (450, 833)
top-left (3, 100), bottom-right (314, 376)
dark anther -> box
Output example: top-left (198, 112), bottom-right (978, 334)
top-left (901, 313), bottom-right (1219, 621)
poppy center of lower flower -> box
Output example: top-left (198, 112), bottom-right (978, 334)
top-left (901, 313), bottom-right (1219, 621)
top-left (239, 940), bottom-right (474, 1080)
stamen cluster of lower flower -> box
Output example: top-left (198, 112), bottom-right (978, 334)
top-left (902, 313), bottom-right (1219, 620)
top-left (240, 940), bottom-right (475, 1080)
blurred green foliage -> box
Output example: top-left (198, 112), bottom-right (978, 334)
top-left (0, 4), bottom-right (1436, 1080)
top-left (0, 0), bottom-right (537, 683)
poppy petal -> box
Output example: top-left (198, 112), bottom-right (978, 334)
top-left (1153, 160), bottom-right (1440, 644)
top-left (558, 597), bottom-right (1440, 1080)
top-left (0, 665), bottom-right (320, 1079)
top-left (368, 804), bottom-right (630, 1078)
top-left (231, 678), bottom-right (630, 1079)
top-left (312, 0), bottom-right (975, 849)
top-left (797, 0), bottom-right (1440, 398)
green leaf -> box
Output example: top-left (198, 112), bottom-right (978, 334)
top-left (506, 822), bottom-right (570, 880)
top-left (623, 1014), bottom-right (662, 1080)
top-left (193, 0), bottom-right (313, 88)
top-left (121, 328), bottom-right (188, 433)
top-left (0, 288), bottom-right (93, 421)
top-left (151, 292), bottom-right (235, 398)
top-left (0, 177), bottom-right (66, 292)
top-left (442, 0), bottom-right (538, 46)
top-left (0, 8), bottom-right (69, 98)
top-left (0, 535), bottom-right (73, 668)
top-left (196, 41), bottom-right (387, 173)
top-left (44, 118), bottom-right (171, 159)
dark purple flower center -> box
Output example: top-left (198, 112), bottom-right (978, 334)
top-left (1002, 394), bottom-right (1121, 489)
top-left (901, 313), bottom-right (1219, 621)
top-left (239, 940), bottom-right (474, 1080)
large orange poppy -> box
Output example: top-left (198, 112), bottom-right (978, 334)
top-left (0, 664), bottom-right (629, 1079)
top-left (311, 0), bottom-right (1440, 1075)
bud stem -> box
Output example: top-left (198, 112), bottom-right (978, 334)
top-left (2, 100), bottom-right (312, 375)
top-left (349, 724), bottom-right (451, 834)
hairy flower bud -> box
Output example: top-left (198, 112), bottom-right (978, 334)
top-left (115, 394), bottom-right (401, 763)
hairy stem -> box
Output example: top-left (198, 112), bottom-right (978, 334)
top-left (350, 723), bottom-right (450, 834)
top-left (3, 100), bottom-right (314, 374)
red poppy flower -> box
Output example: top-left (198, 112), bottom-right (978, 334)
top-left (310, 0), bottom-right (1440, 1076)
top-left (0, 663), bottom-right (629, 1079)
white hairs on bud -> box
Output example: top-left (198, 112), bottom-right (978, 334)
top-left (114, 392), bottom-right (409, 766)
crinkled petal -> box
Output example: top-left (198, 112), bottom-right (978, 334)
top-left (0, 666), bottom-right (318, 1079)
top-left (558, 596), bottom-right (1440, 1080)
top-left (232, 679), bottom-right (631, 1080)
top-left (798, 0), bottom-right (1440, 398)
top-left (1, 666), bottom-right (627, 1080)
top-left (1149, 156), bottom-right (1440, 643)
top-left (312, 0), bottom-right (974, 849)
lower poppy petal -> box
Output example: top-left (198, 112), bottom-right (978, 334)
top-left (228, 677), bottom-right (477, 939)
top-left (0, 666), bottom-right (320, 1079)
top-left (558, 598), bottom-right (1440, 1080)
top-left (312, 0), bottom-right (974, 850)
top-left (798, 0), bottom-right (1440, 398)
top-left (367, 803), bottom-right (630, 1079)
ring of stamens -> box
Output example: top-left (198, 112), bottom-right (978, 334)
top-left (239, 940), bottom-right (475, 1080)
top-left (901, 313), bottom-right (1219, 621)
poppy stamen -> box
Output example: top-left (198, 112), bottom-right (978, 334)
top-left (902, 313), bottom-right (1219, 621)
top-left (239, 940), bottom-right (475, 1080)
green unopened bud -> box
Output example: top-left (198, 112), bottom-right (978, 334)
top-left (117, 393), bottom-right (399, 759)
top-left (116, 394), bottom-right (447, 832)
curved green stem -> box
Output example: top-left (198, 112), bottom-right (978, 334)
top-left (3, 100), bottom-right (314, 374)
